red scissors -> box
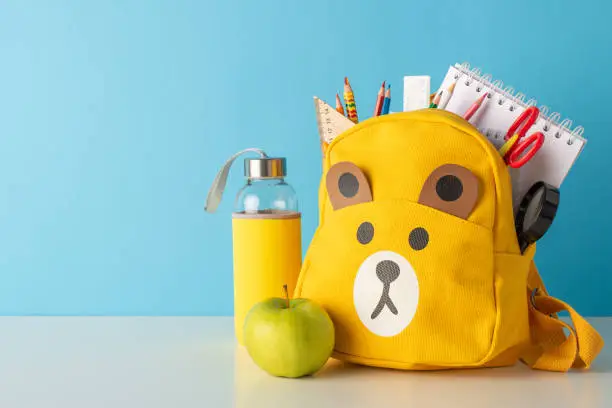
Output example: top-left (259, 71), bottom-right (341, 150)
top-left (502, 106), bottom-right (545, 168)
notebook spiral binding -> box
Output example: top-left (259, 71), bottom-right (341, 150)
top-left (454, 62), bottom-right (585, 145)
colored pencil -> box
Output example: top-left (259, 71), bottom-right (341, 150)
top-left (438, 81), bottom-right (457, 110)
top-left (335, 93), bottom-right (345, 116)
top-left (381, 85), bottom-right (391, 115)
top-left (463, 92), bottom-right (488, 121)
top-left (343, 77), bottom-right (359, 123)
top-left (373, 81), bottom-right (386, 116)
top-left (429, 91), bottom-right (442, 108)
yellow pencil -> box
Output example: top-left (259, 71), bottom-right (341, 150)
top-left (343, 77), bottom-right (358, 124)
top-left (438, 81), bottom-right (457, 110)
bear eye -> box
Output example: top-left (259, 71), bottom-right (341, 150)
top-left (357, 222), bottom-right (374, 244)
top-left (409, 227), bottom-right (429, 250)
top-left (436, 175), bottom-right (463, 201)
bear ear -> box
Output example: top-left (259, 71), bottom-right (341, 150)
top-left (418, 164), bottom-right (479, 219)
top-left (326, 162), bottom-right (372, 210)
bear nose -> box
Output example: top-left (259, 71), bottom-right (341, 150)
top-left (376, 260), bottom-right (400, 284)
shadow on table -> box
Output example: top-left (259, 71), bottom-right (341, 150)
top-left (315, 351), bottom-right (612, 376)
top-left (233, 345), bottom-right (610, 408)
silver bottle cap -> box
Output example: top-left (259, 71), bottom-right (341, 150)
top-left (244, 157), bottom-right (286, 179)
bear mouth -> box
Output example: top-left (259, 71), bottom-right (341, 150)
top-left (371, 290), bottom-right (398, 319)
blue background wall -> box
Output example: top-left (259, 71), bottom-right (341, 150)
top-left (1, 0), bottom-right (610, 316)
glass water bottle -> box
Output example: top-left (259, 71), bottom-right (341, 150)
top-left (231, 157), bottom-right (302, 344)
top-left (204, 149), bottom-right (302, 345)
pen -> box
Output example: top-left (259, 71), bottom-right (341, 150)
top-left (463, 92), bottom-right (488, 121)
top-left (335, 93), bottom-right (345, 116)
top-left (343, 77), bottom-right (359, 124)
top-left (373, 81), bottom-right (386, 117)
top-left (381, 85), bottom-right (391, 115)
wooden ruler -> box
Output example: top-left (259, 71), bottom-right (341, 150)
top-left (313, 96), bottom-right (355, 144)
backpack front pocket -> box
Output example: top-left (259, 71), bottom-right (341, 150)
top-left (296, 200), bottom-right (497, 369)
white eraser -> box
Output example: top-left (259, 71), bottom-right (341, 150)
top-left (403, 76), bottom-right (430, 112)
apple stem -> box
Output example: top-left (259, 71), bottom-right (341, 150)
top-left (283, 284), bottom-right (290, 309)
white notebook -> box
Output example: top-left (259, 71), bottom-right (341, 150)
top-left (437, 62), bottom-right (586, 208)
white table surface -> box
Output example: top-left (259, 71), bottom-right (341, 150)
top-left (0, 317), bottom-right (610, 408)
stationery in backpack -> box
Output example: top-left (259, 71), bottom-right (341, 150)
top-left (437, 62), bottom-right (586, 208)
top-left (313, 96), bottom-right (355, 145)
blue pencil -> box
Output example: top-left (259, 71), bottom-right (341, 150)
top-left (381, 85), bottom-right (391, 115)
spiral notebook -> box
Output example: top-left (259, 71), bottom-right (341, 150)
top-left (436, 62), bottom-right (586, 207)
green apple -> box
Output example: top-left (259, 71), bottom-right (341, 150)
top-left (243, 288), bottom-right (335, 378)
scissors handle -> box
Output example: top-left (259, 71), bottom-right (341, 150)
top-left (507, 132), bottom-right (545, 168)
top-left (506, 106), bottom-right (540, 140)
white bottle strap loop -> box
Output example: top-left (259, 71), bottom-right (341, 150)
top-left (204, 148), bottom-right (267, 213)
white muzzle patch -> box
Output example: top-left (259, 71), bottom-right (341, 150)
top-left (353, 250), bottom-right (419, 337)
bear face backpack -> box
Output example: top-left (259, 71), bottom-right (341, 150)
top-left (295, 109), bottom-right (603, 372)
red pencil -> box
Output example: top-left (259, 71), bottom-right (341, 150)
top-left (373, 81), bottom-right (386, 116)
top-left (463, 93), bottom-right (488, 121)
top-left (335, 93), bottom-right (345, 116)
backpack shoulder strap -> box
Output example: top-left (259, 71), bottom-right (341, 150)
top-left (521, 261), bottom-right (604, 372)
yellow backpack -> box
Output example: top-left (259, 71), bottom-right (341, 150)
top-left (295, 109), bottom-right (603, 372)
